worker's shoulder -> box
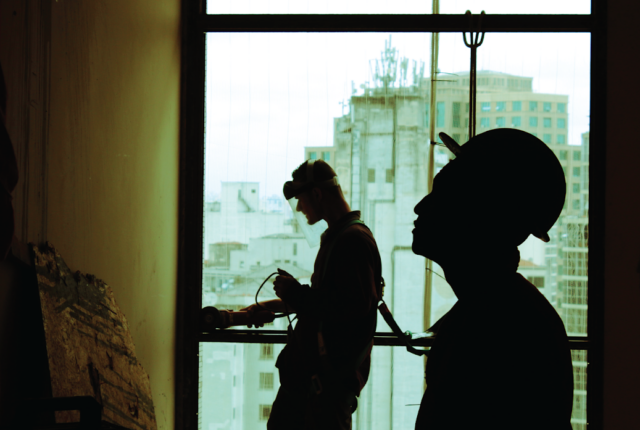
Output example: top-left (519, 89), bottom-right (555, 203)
top-left (337, 222), bottom-right (376, 242)
top-left (333, 222), bottom-right (379, 254)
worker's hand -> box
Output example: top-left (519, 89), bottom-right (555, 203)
top-left (239, 304), bottom-right (274, 328)
top-left (273, 268), bottom-right (301, 301)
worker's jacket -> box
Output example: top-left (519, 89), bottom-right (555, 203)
top-left (415, 273), bottom-right (574, 430)
top-left (276, 211), bottom-right (382, 396)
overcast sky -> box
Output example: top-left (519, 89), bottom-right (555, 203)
top-left (204, 2), bottom-right (591, 200)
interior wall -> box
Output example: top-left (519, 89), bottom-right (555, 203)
top-left (47, 1), bottom-right (181, 428)
top-left (604, 1), bottom-right (640, 429)
top-left (1, 1), bottom-right (181, 429)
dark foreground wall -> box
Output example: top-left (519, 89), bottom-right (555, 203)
top-left (604, 1), bottom-right (640, 429)
top-left (0, 1), bottom-right (180, 428)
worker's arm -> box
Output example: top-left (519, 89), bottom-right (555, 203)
top-left (276, 230), bottom-right (378, 321)
top-left (242, 298), bottom-right (296, 314)
top-left (239, 298), bottom-right (296, 328)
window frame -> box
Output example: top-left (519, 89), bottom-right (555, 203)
top-left (177, 2), bottom-right (607, 429)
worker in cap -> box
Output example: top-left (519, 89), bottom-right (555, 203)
top-left (244, 159), bottom-right (382, 430)
top-left (413, 129), bottom-right (573, 430)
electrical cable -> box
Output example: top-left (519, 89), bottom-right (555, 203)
top-left (255, 272), bottom-right (287, 317)
top-left (254, 272), bottom-right (297, 331)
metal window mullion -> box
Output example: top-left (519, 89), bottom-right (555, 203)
top-left (199, 14), bottom-right (592, 33)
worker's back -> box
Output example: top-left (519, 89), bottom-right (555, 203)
top-left (416, 273), bottom-right (574, 430)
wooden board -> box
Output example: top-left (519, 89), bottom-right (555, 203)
top-left (31, 243), bottom-right (157, 430)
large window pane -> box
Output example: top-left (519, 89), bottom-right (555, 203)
top-left (199, 342), bottom-right (285, 429)
top-left (202, 32), bottom-right (590, 428)
top-left (207, 0), bottom-right (589, 15)
top-left (199, 343), bottom-right (589, 430)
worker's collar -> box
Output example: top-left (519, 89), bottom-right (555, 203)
top-left (320, 211), bottom-right (361, 245)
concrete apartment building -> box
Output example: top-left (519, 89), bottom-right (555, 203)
top-left (201, 181), bottom-right (317, 430)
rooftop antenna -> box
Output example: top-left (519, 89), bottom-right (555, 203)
top-left (339, 100), bottom-right (349, 116)
top-left (372, 35), bottom-right (399, 92)
top-left (400, 57), bottom-right (409, 88)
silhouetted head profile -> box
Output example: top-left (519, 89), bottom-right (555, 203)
top-left (285, 159), bottom-right (347, 226)
top-left (412, 129), bottom-right (565, 268)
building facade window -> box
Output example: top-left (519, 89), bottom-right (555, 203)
top-left (368, 168), bottom-right (375, 183)
top-left (260, 344), bottom-right (274, 360)
top-left (529, 101), bottom-right (538, 111)
top-left (560, 150), bottom-right (568, 160)
top-left (480, 117), bottom-right (490, 128)
top-left (573, 183), bottom-right (580, 193)
top-left (496, 117), bottom-right (506, 127)
top-left (529, 117), bottom-right (538, 127)
top-left (557, 134), bottom-right (566, 144)
top-left (322, 151), bottom-right (331, 162)
top-left (528, 276), bottom-right (545, 288)
top-left (573, 167), bottom-right (581, 177)
top-left (293, 243), bottom-right (297, 256)
top-left (259, 405), bottom-right (272, 421)
top-left (386, 169), bottom-right (393, 183)
top-left (511, 116), bottom-right (521, 127)
top-left (558, 102), bottom-right (566, 113)
top-left (573, 151), bottom-right (582, 161)
top-left (259, 372), bottom-right (274, 390)
top-left (558, 118), bottom-right (567, 129)
top-left (436, 101), bottom-right (445, 127)
top-left (512, 101), bottom-right (522, 112)
top-left (452, 102), bottom-right (461, 127)
top-left (543, 102), bottom-right (552, 112)
top-left (544, 117), bottom-right (552, 128)
top-left (543, 134), bottom-right (552, 144)
top-left (309, 151), bottom-right (317, 160)
top-left (496, 101), bottom-right (506, 112)
top-left (481, 102), bottom-right (491, 112)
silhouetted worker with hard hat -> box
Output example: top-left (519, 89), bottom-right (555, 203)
top-left (244, 159), bottom-right (382, 430)
top-left (413, 129), bottom-right (573, 430)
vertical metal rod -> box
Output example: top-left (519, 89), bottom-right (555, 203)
top-left (463, 11), bottom-right (485, 139)
top-left (469, 45), bottom-right (477, 137)
top-left (424, 0), bottom-right (440, 334)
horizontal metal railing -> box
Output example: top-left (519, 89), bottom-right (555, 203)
top-left (198, 330), bottom-right (590, 350)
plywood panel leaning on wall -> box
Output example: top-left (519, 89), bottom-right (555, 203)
top-left (32, 242), bottom-right (157, 430)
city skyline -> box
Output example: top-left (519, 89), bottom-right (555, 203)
top-left (204, 32), bottom-right (590, 200)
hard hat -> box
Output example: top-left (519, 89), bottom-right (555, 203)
top-left (438, 129), bottom-right (566, 243)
